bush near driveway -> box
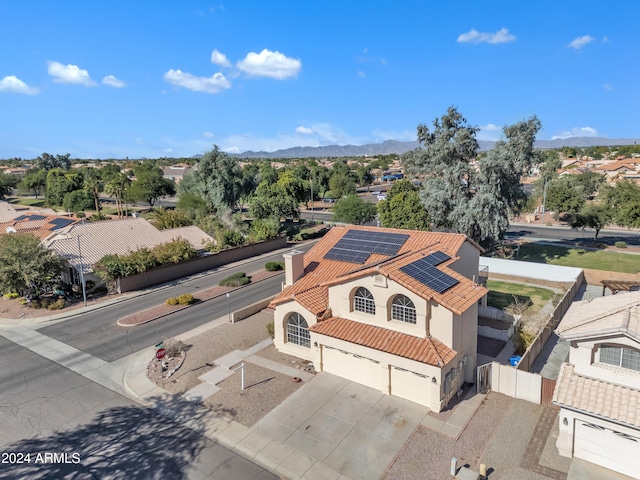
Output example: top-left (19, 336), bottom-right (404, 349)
top-left (219, 272), bottom-right (250, 287)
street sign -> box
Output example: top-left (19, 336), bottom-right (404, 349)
top-left (155, 342), bottom-right (164, 348)
top-left (155, 348), bottom-right (166, 359)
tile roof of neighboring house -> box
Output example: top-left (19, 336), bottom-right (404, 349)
top-left (310, 316), bottom-right (457, 367)
top-left (597, 160), bottom-right (638, 172)
top-left (0, 211), bottom-right (78, 239)
top-left (0, 201), bottom-right (19, 223)
top-left (553, 363), bottom-right (640, 429)
top-left (556, 292), bottom-right (640, 342)
top-left (270, 225), bottom-right (487, 317)
top-left (46, 218), bottom-right (212, 273)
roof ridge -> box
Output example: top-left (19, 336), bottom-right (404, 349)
top-left (559, 302), bottom-right (640, 333)
top-left (427, 335), bottom-right (446, 367)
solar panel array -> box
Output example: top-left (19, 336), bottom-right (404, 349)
top-left (26, 214), bottom-right (46, 221)
top-left (323, 230), bottom-right (409, 264)
top-left (49, 218), bottom-right (75, 229)
top-left (400, 252), bottom-right (459, 294)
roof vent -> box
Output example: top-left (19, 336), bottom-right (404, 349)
top-left (5, 226), bottom-right (17, 234)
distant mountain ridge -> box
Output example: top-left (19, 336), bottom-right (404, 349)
top-left (236, 137), bottom-right (640, 159)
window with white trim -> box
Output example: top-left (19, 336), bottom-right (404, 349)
top-left (391, 294), bottom-right (416, 324)
top-left (286, 313), bottom-right (310, 348)
top-left (599, 345), bottom-right (640, 372)
top-left (354, 287), bottom-right (375, 314)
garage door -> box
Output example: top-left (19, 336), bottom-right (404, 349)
top-left (574, 421), bottom-right (640, 478)
top-left (390, 367), bottom-right (431, 407)
top-left (322, 346), bottom-right (381, 391)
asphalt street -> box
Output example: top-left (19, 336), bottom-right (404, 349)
top-left (40, 274), bottom-right (283, 362)
top-left (0, 336), bottom-right (277, 480)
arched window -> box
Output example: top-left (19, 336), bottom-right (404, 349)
top-left (599, 345), bottom-right (640, 372)
top-left (391, 294), bottom-right (416, 324)
top-left (286, 313), bottom-right (310, 348)
top-left (354, 287), bottom-right (375, 314)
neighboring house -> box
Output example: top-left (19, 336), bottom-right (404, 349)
top-left (269, 225), bottom-right (487, 412)
top-left (596, 160), bottom-right (639, 178)
top-left (0, 212), bottom-right (77, 239)
top-left (554, 292), bottom-right (640, 479)
top-left (0, 200), bottom-right (20, 223)
top-left (45, 217), bottom-right (213, 286)
top-left (2, 167), bottom-right (27, 177)
top-left (160, 164), bottom-right (192, 183)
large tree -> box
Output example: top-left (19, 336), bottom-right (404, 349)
top-left (45, 169), bottom-right (82, 207)
top-left (0, 233), bottom-right (64, 295)
top-left (249, 183), bottom-right (299, 220)
top-left (0, 174), bottom-right (19, 200)
top-left (377, 180), bottom-right (430, 230)
top-left (332, 195), bottom-right (377, 225)
top-left (192, 145), bottom-right (242, 215)
top-left (21, 169), bottom-right (47, 198)
top-left (569, 203), bottom-right (613, 245)
top-left (34, 152), bottom-right (71, 171)
top-left (406, 106), bottom-right (540, 245)
top-left (104, 173), bottom-right (131, 218)
top-left (128, 162), bottom-right (175, 207)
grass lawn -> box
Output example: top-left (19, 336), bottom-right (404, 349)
top-left (486, 279), bottom-right (555, 316)
top-left (8, 197), bottom-right (46, 207)
top-left (515, 244), bottom-right (640, 274)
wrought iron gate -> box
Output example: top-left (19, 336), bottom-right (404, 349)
top-left (476, 363), bottom-right (492, 394)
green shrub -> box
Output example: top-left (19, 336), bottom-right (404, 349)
top-left (165, 297), bottom-right (179, 306)
top-left (513, 322), bottom-right (536, 355)
top-left (177, 293), bottom-right (195, 305)
top-left (3, 292), bottom-right (19, 299)
top-left (266, 321), bottom-right (275, 339)
top-left (48, 298), bottom-right (66, 310)
top-left (219, 272), bottom-right (250, 287)
top-left (265, 261), bottom-right (284, 272)
top-left (31, 299), bottom-right (41, 309)
top-left (615, 241), bottom-right (628, 249)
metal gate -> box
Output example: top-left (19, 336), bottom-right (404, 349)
top-left (541, 377), bottom-right (557, 409)
top-left (476, 363), bottom-right (492, 394)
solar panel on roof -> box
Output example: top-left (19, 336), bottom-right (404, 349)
top-left (422, 251), bottom-right (451, 267)
top-left (26, 214), bottom-right (46, 221)
top-left (14, 215), bottom-right (27, 221)
top-left (400, 256), bottom-right (459, 294)
top-left (323, 229), bottom-right (409, 264)
top-left (49, 218), bottom-right (75, 229)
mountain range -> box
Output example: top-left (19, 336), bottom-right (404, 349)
top-left (236, 137), bottom-right (640, 159)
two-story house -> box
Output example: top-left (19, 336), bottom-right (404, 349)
top-left (554, 292), bottom-right (640, 479)
top-left (269, 225), bottom-right (487, 412)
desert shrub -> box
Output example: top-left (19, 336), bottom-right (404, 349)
top-left (615, 241), bottom-right (628, 249)
top-left (48, 298), bottom-right (66, 310)
top-left (163, 338), bottom-right (186, 357)
top-left (265, 261), bottom-right (285, 272)
top-left (266, 321), bottom-right (275, 339)
top-left (3, 292), bottom-right (19, 299)
top-left (165, 297), bottom-right (179, 306)
top-left (31, 299), bottom-right (41, 309)
top-left (219, 272), bottom-right (250, 287)
top-left (177, 293), bottom-right (195, 305)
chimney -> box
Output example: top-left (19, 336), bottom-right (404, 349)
top-left (283, 250), bottom-right (305, 286)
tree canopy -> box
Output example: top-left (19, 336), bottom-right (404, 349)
top-left (128, 162), bottom-right (175, 206)
top-left (406, 106), bottom-right (540, 245)
top-left (332, 194), bottom-right (377, 225)
top-left (0, 233), bottom-right (64, 295)
top-left (377, 180), bottom-right (430, 230)
top-left (192, 146), bottom-right (242, 215)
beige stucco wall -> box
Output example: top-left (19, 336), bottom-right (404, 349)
top-left (448, 241), bottom-right (481, 281)
top-left (569, 336), bottom-right (640, 390)
top-left (273, 300), bottom-right (317, 362)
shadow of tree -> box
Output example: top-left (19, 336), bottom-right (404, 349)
top-left (0, 395), bottom-right (211, 480)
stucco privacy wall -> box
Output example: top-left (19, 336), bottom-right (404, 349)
top-left (490, 361), bottom-right (542, 404)
top-left (481, 257), bottom-right (583, 283)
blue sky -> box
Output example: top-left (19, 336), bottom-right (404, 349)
top-left (1, 1), bottom-right (638, 159)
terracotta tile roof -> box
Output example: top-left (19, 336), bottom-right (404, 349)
top-left (0, 212), bottom-right (78, 240)
top-left (556, 292), bottom-right (640, 341)
top-left (46, 218), bottom-right (212, 273)
top-left (270, 225), bottom-right (487, 316)
top-left (310, 316), bottom-right (457, 367)
top-left (553, 363), bottom-right (640, 428)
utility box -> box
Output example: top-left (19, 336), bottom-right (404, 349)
top-left (455, 466), bottom-right (481, 480)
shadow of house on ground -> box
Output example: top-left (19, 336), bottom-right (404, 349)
top-left (0, 395), bottom-right (211, 480)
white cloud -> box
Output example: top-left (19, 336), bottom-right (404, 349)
top-left (567, 35), bottom-right (595, 49)
top-left (102, 75), bottom-right (126, 88)
top-left (0, 75), bottom-right (40, 95)
top-left (163, 69), bottom-right (231, 94)
top-left (210, 49), bottom-right (231, 67)
top-left (603, 83), bottom-right (614, 91)
top-left (47, 61), bottom-right (96, 86)
top-left (477, 123), bottom-right (503, 141)
top-left (236, 49), bottom-right (301, 79)
top-left (357, 70), bottom-right (366, 78)
top-left (551, 126), bottom-right (599, 140)
top-left (457, 28), bottom-right (515, 44)
top-left (296, 126), bottom-right (313, 134)
top-left (202, 131), bottom-right (215, 138)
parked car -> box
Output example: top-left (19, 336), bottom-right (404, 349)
top-left (377, 194), bottom-right (387, 201)
top-left (321, 198), bottom-right (335, 203)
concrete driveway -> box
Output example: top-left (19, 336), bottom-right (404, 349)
top-left (253, 373), bottom-right (428, 480)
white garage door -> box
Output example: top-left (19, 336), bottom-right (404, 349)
top-left (390, 367), bottom-right (431, 407)
top-left (322, 346), bottom-right (381, 391)
top-left (574, 421), bottom-right (640, 478)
